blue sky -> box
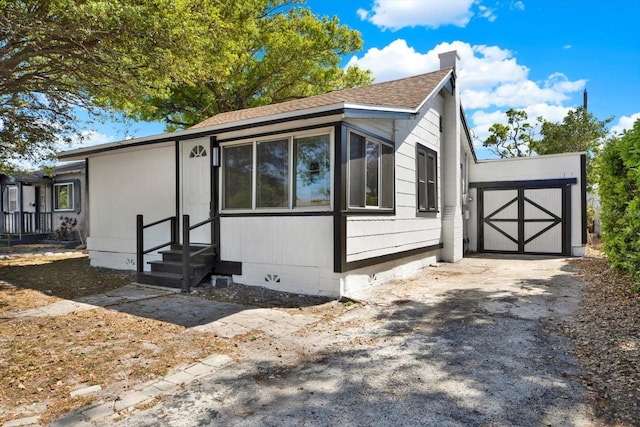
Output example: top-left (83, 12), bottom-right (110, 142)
top-left (76, 0), bottom-right (640, 160)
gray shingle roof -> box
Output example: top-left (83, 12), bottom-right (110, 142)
top-left (191, 68), bottom-right (452, 129)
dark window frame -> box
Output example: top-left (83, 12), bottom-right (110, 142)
top-left (220, 130), bottom-right (333, 212)
top-left (416, 144), bottom-right (438, 214)
top-left (347, 130), bottom-right (394, 210)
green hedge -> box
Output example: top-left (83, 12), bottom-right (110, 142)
top-left (598, 119), bottom-right (640, 288)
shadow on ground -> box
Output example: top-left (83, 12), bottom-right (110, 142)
top-left (0, 251), bottom-right (333, 328)
top-left (114, 268), bottom-right (590, 427)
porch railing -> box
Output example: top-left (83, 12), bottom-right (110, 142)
top-left (1, 212), bottom-right (53, 235)
top-left (136, 215), bottom-right (178, 274)
top-left (181, 215), bottom-right (214, 293)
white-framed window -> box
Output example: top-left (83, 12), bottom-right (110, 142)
top-left (6, 186), bottom-right (18, 212)
top-left (54, 182), bottom-right (74, 211)
top-left (221, 129), bottom-right (332, 211)
top-left (347, 131), bottom-right (394, 209)
top-left (417, 144), bottom-right (438, 212)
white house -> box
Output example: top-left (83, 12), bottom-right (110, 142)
top-left (58, 51), bottom-right (587, 298)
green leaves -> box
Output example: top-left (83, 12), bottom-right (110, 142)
top-left (127, 2), bottom-right (372, 129)
top-left (1, 0), bottom-right (370, 170)
top-left (481, 109), bottom-right (539, 158)
top-left (598, 119), bottom-right (640, 288)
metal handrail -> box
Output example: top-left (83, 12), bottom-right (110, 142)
top-left (136, 215), bottom-right (177, 273)
top-left (182, 215), bottom-right (214, 293)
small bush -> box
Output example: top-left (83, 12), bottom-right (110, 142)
top-left (55, 216), bottom-right (77, 241)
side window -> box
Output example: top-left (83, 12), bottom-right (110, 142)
top-left (54, 182), bottom-right (74, 211)
top-left (348, 131), bottom-right (394, 209)
top-left (223, 144), bottom-right (253, 209)
top-left (417, 144), bottom-right (438, 213)
top-left (294, 134), bottom-right (330, 207)
top-left (6, 187), bottom-right (18, 212)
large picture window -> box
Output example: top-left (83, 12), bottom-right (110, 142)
top-left (54, 182), bottom-right (74, 211)
top-left (222, 131), bottom-right (332, 211)
top-left (417, 144), bottom-right (438, 212)
top-left (348, 131), bottom-right (394, 209)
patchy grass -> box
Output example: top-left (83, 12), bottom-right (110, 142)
top-left (567, 240), bottom-right (640, 427)
top-left (0, 249), bottom-right (233, 425)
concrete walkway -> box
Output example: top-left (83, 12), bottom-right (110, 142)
top-left (6, 284), bottom-right (323, 427)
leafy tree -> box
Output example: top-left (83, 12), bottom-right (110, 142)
top-left (536, 107), bottom-right (612, 154)
top-left (481, 109), bottom-right (539, 158)
top-left (132, 6), bottom-right (372, 130)
top-left (0, 0), bottom-right (371, 170)
top-left (535, 107), bottom-right (612, 189)
top-left (0, 0), bottom-right (219, 171)
top-left (597, 119), bottom-right (640, 288)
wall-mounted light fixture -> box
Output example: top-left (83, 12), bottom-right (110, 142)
top-left (211, 146), bottom-right (220, 167)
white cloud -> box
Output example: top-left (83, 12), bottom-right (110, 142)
top-left (347, 39), bottom-right (588, 157)
top-left (611, 113), bottom-right (640, 135)
top-left (348, 40), bottom-right (586, 110)
top-left (563, 44), bottom-right (572, 49)
top-left (478, 5), bottom-right (497, 22)
top-left (358, 0), bottom-right (476, 30)
top-left (511, 1), bottom-right (525, 11)
top-left (346, 39), bottom-right (438, 83)
top-left (67, 130), bottom-right (116, 150)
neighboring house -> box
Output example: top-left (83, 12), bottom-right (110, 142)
top-left (0, 161), bottom-right (87, 244)
top-left (58, 51), bottom-right (587, 298)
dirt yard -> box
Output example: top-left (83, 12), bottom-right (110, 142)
top-left (0, 247), bottom-right (235, 424)
top-left (1, 243), bottom-right (638, 426)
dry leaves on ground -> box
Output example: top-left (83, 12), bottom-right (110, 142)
top-left (0, 248), bottom-right (233, 425)
top-left (567, 245), bottom-right (640, 427)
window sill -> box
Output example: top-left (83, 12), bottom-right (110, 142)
top-left (417, 210), bottom-right (439, 218)
top-left (345, 208), bottom-right (396, 216)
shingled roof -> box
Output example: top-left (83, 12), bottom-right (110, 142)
top-left (191, 68), bottom-right (453, 129)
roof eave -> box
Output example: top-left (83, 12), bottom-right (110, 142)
top-left (58, 101), bottom-right (419, 160)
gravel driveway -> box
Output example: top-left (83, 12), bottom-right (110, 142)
top-left (103, 255), bottom-right (594, 427)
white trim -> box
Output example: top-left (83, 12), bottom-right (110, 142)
top-left (53, 182), bottom-right (74, 212)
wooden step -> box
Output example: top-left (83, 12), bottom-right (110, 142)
top-left (136, 271), bottom-right (184, 288)
top-left (148, 260), bottom-right (207, 274)
top-left (158, 249), bottom-right (215, 264)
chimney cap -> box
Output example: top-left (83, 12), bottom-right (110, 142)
top-left (438, 50), bottom-right (460, 71)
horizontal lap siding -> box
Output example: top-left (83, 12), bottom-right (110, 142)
top-left (346, 97), bottom-right (443, 262)
top-left (88, 144), bottom-right (176, 256)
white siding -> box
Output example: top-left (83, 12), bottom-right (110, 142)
top-left (345, 96), bottom-right (444, 262)
top-left (87, 143), bottom-right (176, 270)
top-left (220, 216), bottom-right (338, 296)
